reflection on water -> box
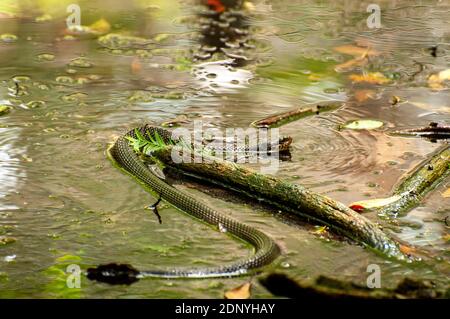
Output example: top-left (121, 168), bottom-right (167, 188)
top-left (0, 126), bottom-right (25, 203)
top-left (0, 0), bottom-right (449, 298)
top-left (193, 59), bottom-right (252, 93)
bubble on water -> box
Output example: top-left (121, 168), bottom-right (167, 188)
top-left (68, 57), bottom-right (93, 68)
top-left (36, 53), bottom-right (55, 62)
top-left (26, 101), bottom-right (46, 109)
top-left (56, 76), bottom-right (74, 84)
top-left (88, 74), bottom-right (102, 81)
top-left (0, 34), bottom-right (18, 43)
top-left (324, 88), bottom-right (339, 94)
top-left (61, 92), bottom-right (88, 102)
top-left (280, 261), bottom-right (291, 268)
top-left (66, 68), bottom-right (77, 74)
top-left (76, 77), bottom-right (91, 85)
top-left (12, 75), bottom-right (31, 83)
top-left (36, 83), bottom-right (50, 90)
top-left (206, 73), bottom-right (217, 79)
top-left (35, 14), bottom-right (53, 23)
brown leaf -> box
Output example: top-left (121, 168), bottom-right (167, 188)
top-left (399, 244), bottom-right (416, 256)
top-left (335, 57), bottom-right (367, 72)
top-left (334, 45), bottom-right (379, 57)
top-left (354, 89), bottom-right (376, 102)
top-left (224, 282), bottom-right (251, 299)
top-left (131, 57), bottom-right (142, 74)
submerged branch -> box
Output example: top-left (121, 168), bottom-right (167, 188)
top-left (250, 101), bottom-right (344, 128)
top-left (377, 145), bottom-right (450, 217)
top-left (150, 146), bottom-right (405, 260)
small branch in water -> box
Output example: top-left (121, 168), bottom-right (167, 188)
top-left (390, 122), bottom-right (450, 141)
top-left (146, 195), bottom-right (162, 224)
top-left (14, 81), bottom-right (20, 96)
top-left (377, 145), bottom-right (450, 217)
top-left (250, 101), bottom-right (343, 128)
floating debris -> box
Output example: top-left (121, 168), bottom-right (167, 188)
top-left (342, 119), bottom-right (384, 130)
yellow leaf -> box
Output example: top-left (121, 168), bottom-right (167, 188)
top-left (349, 72), bottom-right (390, 85)
top-left (224, 282), bottom-right (251, 299)
top-left (89, 18), bottom-right (111, 35)
top-left (349, 195), bottom-right (402, 210)
top-left (442, 188), bottom-right (450, 198)
top-left (343, 119), bottom-right (384, 130)
top-left (313, 225), bottom-right (328, 235)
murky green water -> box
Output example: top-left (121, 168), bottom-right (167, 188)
top-left (0, 0), bottom-right (449, 298)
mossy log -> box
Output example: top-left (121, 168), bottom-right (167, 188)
top-left (259, 273), bottom-right (449, 299)
top-left (250, 101), bottom-right (343, 128)
top-left (377, 146), bottom-right (450, 217)
top-left (151, 147), bottom-right (405, 260)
